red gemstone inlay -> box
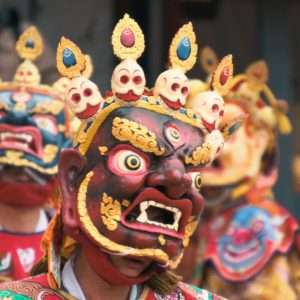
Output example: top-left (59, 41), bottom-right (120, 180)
top-left (220, 66), bottom-right (229, 85)
top-left (120, 28), bottom-right (135, 47)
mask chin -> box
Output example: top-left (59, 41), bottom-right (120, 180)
top-left (81, 234), bottom-right (157, 285)
top-left (0, 178), bottom-right (56, 207)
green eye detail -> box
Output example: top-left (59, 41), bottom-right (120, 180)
top-left (194, 174), bottom-right (202, 189)
top-left (124, 154), bottom-right (141, 170)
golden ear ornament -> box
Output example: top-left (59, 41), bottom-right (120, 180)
top-left (200, 46), bottom-right (219, 75)
top-left (111, 13), bottom-right (145, 60)
top-left (169, 22), bottom-right (198, 72)
top-left (16, 26), bottom-right (43, 61)
top-left (210, 54), bottom-right (233, 96)
top-left (56, 37), bottom-right (86, 78)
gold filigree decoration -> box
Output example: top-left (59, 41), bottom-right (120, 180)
top-left (122, 200), bottom-right (130, 207)
top-left (185, 142), bottom-right (212, 166)
top-left (98, 146), bottom-right (108, 156)
top-left (82, 54), bottom-right (93, 79)
top-left (6, 150), bottom-right (23, 160)
top-left (77, 100), bottom-right (208, 156)
top-left (16, 26), bottom-right (43, 61)
top-left (183, 217), bottom-right (198, 247)
top-left (100, 193), bottom-right (121, 231)
top-left (169, 22), bottom-right (198, 72)
top-left (56, 37), bottom-right (86, 78)
top-left (111, 13), bottom-right (145, 60)
top-left (112, 117), bottom-right (165, 156)
top-left (77, 171), bottom-right (180, 267)
top-left (32, 100), bottom-right (64, 115)
top-left (43, 144), bottom-right (58, 163)
top-left (211, 54), bottom-right (233, 96)
top-left (0, 153), bottom-right (58, 175)
top-left (158, 235), bottom-right (166, 246)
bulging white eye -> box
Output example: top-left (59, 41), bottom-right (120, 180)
top-left (189, 172), bottom-right (202, 190)
top-left (165, 125), bottom-right (181, 143)
top-left (33, 115), bottom-right (58, 135)
top-left (109, 148), bottom-right (148, 176)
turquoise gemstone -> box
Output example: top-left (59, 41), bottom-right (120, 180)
top-left (176, 37), bottom-right (191, 60)
top-left (25, 38), bottom-right (34, 48)
top-left (228, 122), bottom-right (242, 135)
top-left (63, 48), bottom-right (76, 67)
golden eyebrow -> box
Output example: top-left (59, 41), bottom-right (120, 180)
top-left (185, 142), bottom-right (213, 166)
top-left (111, 117), bottom-right (165, 156)
top-left (31, 100), bottom-right (64, 115)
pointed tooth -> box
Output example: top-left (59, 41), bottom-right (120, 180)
top-left (140, 202), bottom-right (148, 211)
top-left (137, 211), bottom-right (148, 223)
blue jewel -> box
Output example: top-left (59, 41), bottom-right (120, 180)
top-left (176, 37), bottom-right (191, 60)
top-left (228, 122), bottom-right (242, 135)
top-left (25, 38), bottom-right (35, 49)
top-left (63, 48), bottom-right (76, 67)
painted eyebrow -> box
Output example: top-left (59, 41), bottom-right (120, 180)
top-left (111, 117), bottom-right (165, 156)
top-left (118, 68), bottom-right (129, 73)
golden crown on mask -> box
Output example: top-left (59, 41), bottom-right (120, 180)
top-left (190, 46), bottom-right (292, 136)
top-left (56, 14), bottom-right (237, 168)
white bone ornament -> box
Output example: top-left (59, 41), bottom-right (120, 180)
top-left (153, 69), bottom-right (189, 110)
top-left (189, 90), bottom-right (225, 131)
top-left (67, 76), bottom-right (103, 120)
top-left (111, 59), bottom-right (146, 102)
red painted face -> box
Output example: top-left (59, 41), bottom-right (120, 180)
top-left (60, 107), bottom-right (205, 283)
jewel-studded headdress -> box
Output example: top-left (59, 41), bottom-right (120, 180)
top-left (48, 14), bottom-right (236, 290)
top-left (199, 46), bottom-right (292, 135)
top-left (0, 26), bottom-right (71, 176)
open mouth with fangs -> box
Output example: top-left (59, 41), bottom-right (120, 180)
top-left (0, 124), bottom-right (43, 158)
top-left (121, 188), bottom-right (192, 239)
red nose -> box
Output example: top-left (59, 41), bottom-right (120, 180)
top-left (233, 228), bottom-right (254, 245)
top-left (146, 158), bottom-right (192, 199)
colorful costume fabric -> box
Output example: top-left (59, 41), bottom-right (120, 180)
top-left (0, 26), bottom-right (71, 281)
top-left (0, 15), bottom-right (237, 299)
top-left (187, 48), bottom-right (300, 300)
top-left (0, 274), bottom-right (227, 300)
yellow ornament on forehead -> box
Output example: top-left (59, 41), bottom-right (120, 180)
top-left (16, 26), bottom-right (43, 61)
top-left (111, 13), bottom-right (145, 60)
top-left (169, 22), bottom-right (198, 72)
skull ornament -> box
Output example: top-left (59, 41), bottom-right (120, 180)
top-left (111, 59), bottom-right (146, 102)
top-left (67, 76), bottom-right (103, 120)
top-left (153, 69), bottom-right (189, 110)
top-left (187, 90), bottom-right (224, 132)
top-left (14, 61), bottom-right (41, 85)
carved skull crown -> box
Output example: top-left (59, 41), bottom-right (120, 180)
top-left (191, 91), bottom-right (224, 130)
top-left (67, 76), bottom-right (103, 119)
top-left (14, 61), bottom-right (41, 85)
top-left (153, 68), bottom-right (189, 110)
top-left (111, 58), bottom-right (146, 101)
